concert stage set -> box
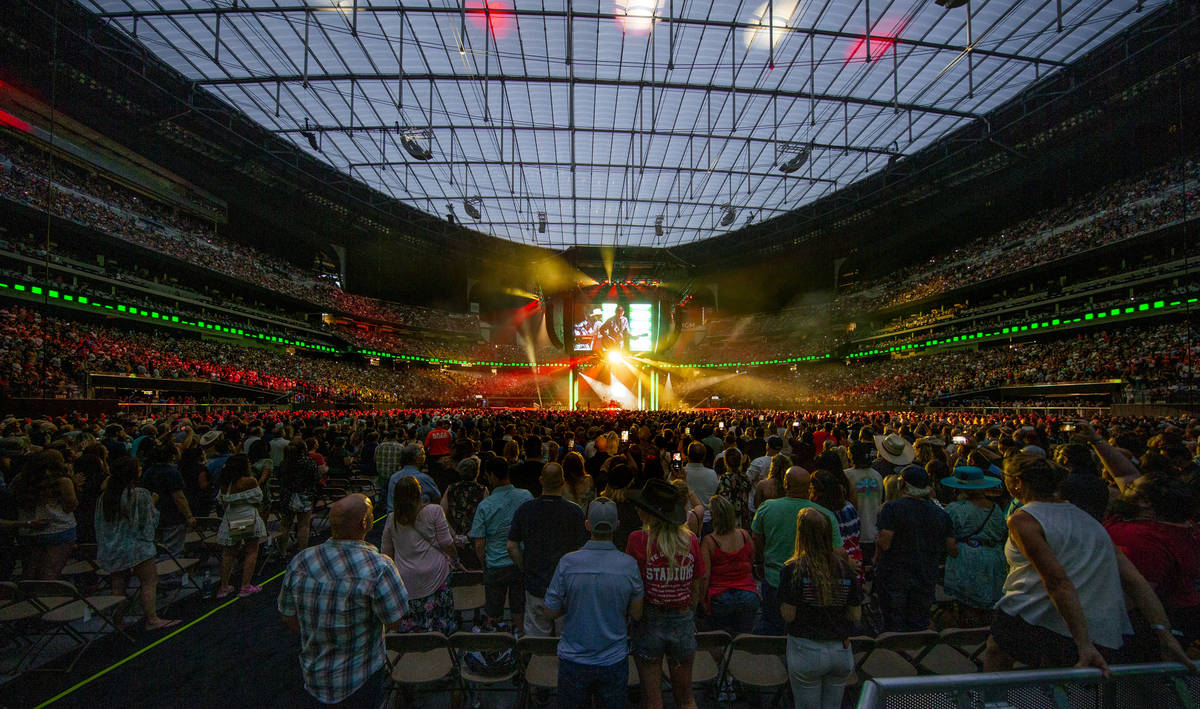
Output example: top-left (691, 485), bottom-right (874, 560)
top-left (487, 281), bottom-right (687, 410)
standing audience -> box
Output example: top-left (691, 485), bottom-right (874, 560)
top-left (381, 476), bottom-right (459, 635)
top-left (94, 457), bottom-right (178, 630)
top-left (780, 508), bottom-right (862, 709)
top-left (278, 494), bottom-right (408, 708)
top-left (626, 479), bottom-right (705, 709)
top-left (215, 454), bottom-right (266, 599)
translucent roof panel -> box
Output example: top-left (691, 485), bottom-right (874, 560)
top-left (83, 0), bottom-right (1161, 248)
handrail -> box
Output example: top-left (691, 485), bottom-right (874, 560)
top-left (857, 662), bottom-right (1197, 709)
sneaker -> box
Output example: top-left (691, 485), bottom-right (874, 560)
top-left (215, 585), bottom-right (236, 599)
top-left (238, 584), bottom-right (263, 597)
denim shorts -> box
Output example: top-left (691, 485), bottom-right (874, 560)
top-left (25, 527), bottom-right (77, 546)
top-left (631, 608), bottom-right (697, 663)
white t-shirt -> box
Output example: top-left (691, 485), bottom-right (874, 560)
top-left (843, 466), bottom-right (884, 543)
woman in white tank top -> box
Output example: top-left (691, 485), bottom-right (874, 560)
top-left (984, 452), bottom-right (1193, 674)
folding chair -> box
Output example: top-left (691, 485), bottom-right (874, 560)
top-left (384, 632), bottom-right (455, 708)
top-left (847, 635), bottom-right (877, 690)
top-left (515, 635), bottom-right (559, 709)
top-left (0, 581), bottom-right (58, 674)
top-left (662, 630), bottom-right (730, 703)
top-left (723, 634), bottom-right (789, 708)
top-left (858, 630), bottom-right (938, 680)
top-left (918, 626), bottom-right (990, 675)
top-left (310, 487), bottom-right (347, 535)
top-left (154, 542), bottom-right (200, 591)
top-left (185, 516), bottom-right (224, 569)
top-left (448, 630), bottom-right (518, 698)
top-left (17, 579), bottom-right (132, 673)
top-left (450, 570), bottom-right (486, 626)
top-left (60, 543), bottom-right (102, 579)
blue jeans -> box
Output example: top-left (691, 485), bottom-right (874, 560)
top-left (786, 636), bottom-right (852, 709)
top-left (874, 567), bottom-right (935, 632)
top-left (557, 658), bottom-right (627, 709)
top-left (709, 589), bottom-right (760, 636)
top-left (756, 581), bottom-right (785, 636)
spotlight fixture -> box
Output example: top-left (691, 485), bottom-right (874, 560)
top-left (778, 144), bottom-right (811, 174)
top-left (934, 0), bottom-right (969, 7)
top-left (463, 196), bottom-right (482, 220)
top-left (718, 203), bottom-right (737, 227)
top-left (400, 130), bottom-right (433, 160)
top-left (299, 118), bottom-right (321, 152)
top-left (537, 211), bottom-right (547, 233)
top-left (445, 203), bottom-right (457, 225)
top-left (654, 214), bottom-right (664, 237)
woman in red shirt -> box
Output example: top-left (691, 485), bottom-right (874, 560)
top-left (1105, 474), bottom-right (1200, 643)
top-left (627, 479), bottom-right (705, 709)
top-left (699, 495), bottom-right (759, 636)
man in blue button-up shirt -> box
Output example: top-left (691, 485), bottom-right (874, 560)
top-left (543, 496), bottom-right (644, 708)
top-left (470, 458), bottom-right (533, 630)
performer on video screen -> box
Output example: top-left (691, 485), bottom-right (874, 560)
top-left (597, 305), bottom-right (630, 351)
top-left (573, 308), bottom-right (603, 351)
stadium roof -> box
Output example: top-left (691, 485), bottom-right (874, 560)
top-left (83, 0), bottom-right (1161, 248)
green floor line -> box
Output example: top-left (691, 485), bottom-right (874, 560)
top-left (34, 513), bottom-right (388, 708)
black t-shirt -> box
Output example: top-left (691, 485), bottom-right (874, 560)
top-left (141, 463), bottom-right (186, 527)
top-left (778, 559), bottom-right (863, 641)
top-left (612, 499), bottom-right (643, 554)
top-left (507, 496), bottom-right (586, 597)
top-left (510, 460), bottom-right (545, 498)
top-left (876, 497), bottom-right (952, 582)
top-left (1059, 471), bottom-right (1110, 522)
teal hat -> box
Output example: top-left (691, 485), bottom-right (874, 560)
top-left (941, 466), bottom-right (1001, 490)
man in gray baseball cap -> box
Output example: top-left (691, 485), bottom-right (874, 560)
top-left (542, 497), bottom-right (644, 707)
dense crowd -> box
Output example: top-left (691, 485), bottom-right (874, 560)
top-left (0, 134), bottom-right (478, 334)
top-left (837, 153), bottom-right (1199, 313)
top-left (1, 302), bottom-right (1193, 411)
top-left (3, 407), bottom-right (1198, 706)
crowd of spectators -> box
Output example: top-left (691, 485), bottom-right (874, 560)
top-left (836, 152), bottom-right (1198, 313)
top-left (4, 407), bottom-right (1198, 706)
top-left (673, 323), bottom-right (1198, 408)
top-left (0, 134), bottom-right (478, 334)
top-left (1, 301), bottom-right (1192, 411)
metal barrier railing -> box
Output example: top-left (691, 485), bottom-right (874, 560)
top-left (856, 663), bottom-right (1197, 709)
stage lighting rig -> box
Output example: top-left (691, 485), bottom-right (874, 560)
top-left (537, 211), bottom-right (548, 233)
top-left (463, 196), bottom-right (482, 220)
top-left (718, 203), bottom-right (737, 227)
top-left (400, 128), bottom-right (434, 160)
top-left (655, 214), bottom-right (665, 236)
top-left (299, 118), bottom-right (321, 152)
top-left (777, 143), bottom-right (811, 174)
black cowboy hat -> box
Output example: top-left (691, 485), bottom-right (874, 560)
top-left (627, 478), bottom-right (688, 526)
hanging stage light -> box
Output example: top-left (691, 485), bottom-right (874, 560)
top-left (463, 196), bottom-right (482, 220)
top-left (537, 211), bottom-right (547, 233)
top-left (718, 203), bottom-right (737, 227)
top-left (401, 131), bottom-right (433, 160)
top-left (778, 146), bottom-right (810, 173)
top-left (654, 214), bottom-right (664, 236)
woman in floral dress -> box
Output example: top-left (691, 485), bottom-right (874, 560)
top-left (95, 457), bottom-right (179, 630)
top-left (382, 476), bottom-right (459, 634)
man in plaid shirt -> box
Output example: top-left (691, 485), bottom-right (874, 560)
top-left (279, 494), bottom-right (408, 707)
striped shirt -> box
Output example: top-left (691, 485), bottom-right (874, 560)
top-left (277, 539), bottom-right (409, 704)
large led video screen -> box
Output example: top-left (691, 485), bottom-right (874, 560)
top-left (572, 302), bottom-right (654, 352)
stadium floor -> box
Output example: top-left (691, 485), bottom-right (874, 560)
top-left (3, 519), bottom-right (754, 709)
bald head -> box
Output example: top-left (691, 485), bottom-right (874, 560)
top-left (540, 462), bottom-right (565, 494)
top-left (784, 466), bottom-right (812, 498)
top-left (329, 493), bottom-right (372, 540)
